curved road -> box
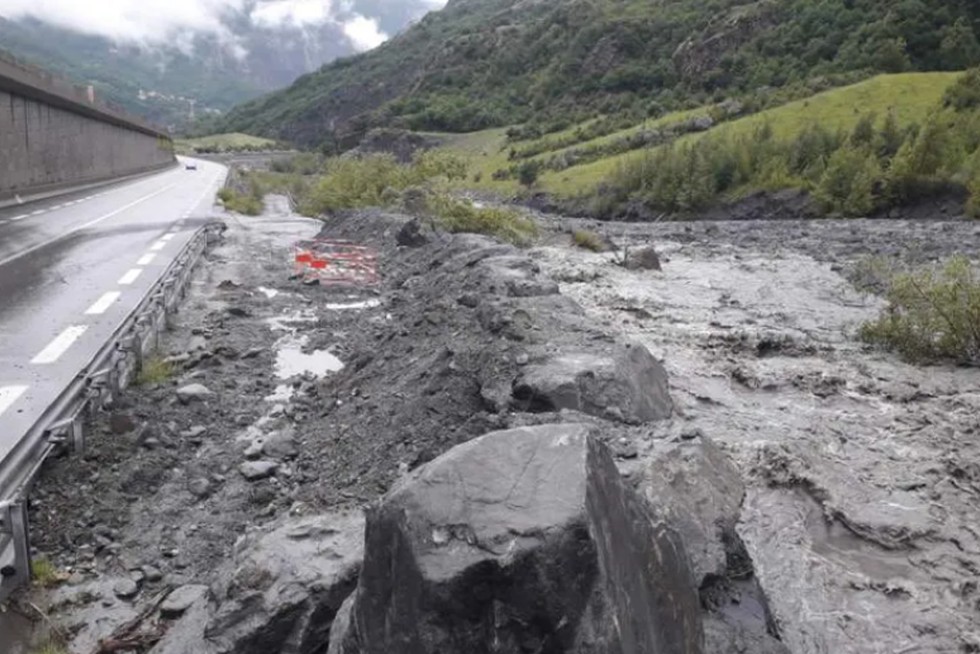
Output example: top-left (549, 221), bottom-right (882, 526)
top-left (0, 158), bottom-right (226, 471)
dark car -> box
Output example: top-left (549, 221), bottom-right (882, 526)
top-left (185, 163), bottom-right (197, 171)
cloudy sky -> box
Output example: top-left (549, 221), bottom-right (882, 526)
top-left (0, 0), bottom-right (447, 52)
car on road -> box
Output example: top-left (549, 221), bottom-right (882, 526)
top-left (185, 163), bottom-right (197, 170)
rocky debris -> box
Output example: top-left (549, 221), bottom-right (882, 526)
top-left (113, 578), bottom-right (140, 600)
top-left (261, 429), bottom-right (299, 460)
top-left (512, 342), bottom-right (672, 424)
top-left (109, 412), bottom-right (137, 435)
top-left (239, 460), bottom-right (278, 481)
top-left (396, 217), bottom-right (436, 247)
top-left (176, 384), bottom-right (213, 404)
top-left (161, 585), bottom-right (209, 619)
top-left (329, 423), bottom-right (704, 654)
top-left (155, 513), bottom-right (363, 654)
top-left (624, 245), bottom-right (663, 271)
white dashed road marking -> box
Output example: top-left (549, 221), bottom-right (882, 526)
top-left (161, 234), bottom-right (174, 242)
top-left (118, 269), bottom-right (143, 285)
top-left (150, 240), bottom-right (166, 251)
top-left (0, 385), bottom-right (28, 417)
top-left (85, 291), bottom-right (121, 315)
top-left (11, 214), bottom-right (29, 221)
top-left (0, 185), bottom-right (175, 268)
top-left (31, 209), bottom-right (44, 216)
top-left (32, 325), bottom-right (88, 364)
top-left (137, 253), bottom-right (156, 266)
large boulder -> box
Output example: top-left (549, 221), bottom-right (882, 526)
top-left (512, 342), bottom-right (672, 424)
top-left (639, 437), bottom-right (745, 583)
top-left (153, 513), bottom-right (364, 654)
top-left (329, 423), bottom-right (703, 654)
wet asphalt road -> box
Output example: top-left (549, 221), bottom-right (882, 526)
top-left (0, 158), bottom-right (227, 466)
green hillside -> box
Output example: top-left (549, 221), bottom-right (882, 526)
top-left (435, 70), bottom-right (980, 219)
top-left (219, 0), bottom-right (980, 150)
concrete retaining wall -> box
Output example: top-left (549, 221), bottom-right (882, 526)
top-left (0, 52), bottom-right (174, 200)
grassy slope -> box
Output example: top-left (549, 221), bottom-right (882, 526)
top-left (529, 72), bottom-right (960, 197)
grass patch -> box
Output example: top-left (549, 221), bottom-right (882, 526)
top-left (31, 642), bottom-right (68, 654)
top-left (138, 355), bottom-right (175, 386)
top-left (571, 229), bottom-right (605, 252)
top-left (860, 256), bottom-right (980, 364)
top-left (31, 558), bottom-right (62, 587)
top-left (217, 187), bottom-right (263, 216)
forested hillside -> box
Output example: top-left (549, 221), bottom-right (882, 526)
top-left (219, 0), bottom-right (980, 149)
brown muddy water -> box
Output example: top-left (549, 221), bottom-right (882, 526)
top-left (537, 217), bottom-right (980, 653)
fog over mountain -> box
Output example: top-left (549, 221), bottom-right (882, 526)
top-left (0, 0), bottom-right (447, 129)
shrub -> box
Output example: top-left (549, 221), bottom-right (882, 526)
top-left (860, 256), bottom-right (980, 364)
top-left (428, 194), bottom-right (538, 245)
top-left (571, 229), bottom-right (605, 252)
top-left (138, 355), bottom-right (175, 386)
top-left (943, 68), bottom-right (980, 111)
top-left (31, 557), bottom-right (62, 587)
top-left (517, 160), bottom-right (543, 187)
top-left (814, 145), bottom-right (880, 216)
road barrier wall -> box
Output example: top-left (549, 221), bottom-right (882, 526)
top-left (0, 51), bottom-right (175, 201)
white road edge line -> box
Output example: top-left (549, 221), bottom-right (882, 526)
top-left (137, 253), bottom-right (156, 266)
top-left (118, 268), bottom-right (143, 285)
top-left (0, 385), bottom-right (29, 417)
top-left (85, 291), bottom-right (122, 315)
top-left (32, 325), bottom-right (88, 364)
top-left (150, 240), bottom-right (167, 251)
top-left (0, 184), bottom-right (176, 268)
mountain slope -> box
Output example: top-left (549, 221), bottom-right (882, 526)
top-left (0, 2), bottom-right (440, 131)
top-left (219, 0), bottom-right (980, 149)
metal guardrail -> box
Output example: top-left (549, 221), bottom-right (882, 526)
top-left (0, 221), bottom-right (225, 601)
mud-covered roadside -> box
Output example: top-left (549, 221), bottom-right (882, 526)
top-left (534, 217), bottom-right (980, 653)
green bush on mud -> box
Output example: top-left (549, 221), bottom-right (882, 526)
top-left (860, 256), bottom-right (980, 364)
top-left (138, 355), bottom-right (175, 386)
top-left (571, 229), bottom-right (605, 252)
top-left (306, 152), bottom-right (468, 214)
top-left (217, 187), bottom-right (263, 216)
top-left (428, 194), bottom-right (538, 246)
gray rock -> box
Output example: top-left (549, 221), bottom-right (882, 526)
top-left (396, 218), bottom-right (433, 247)
top-left (109, 413), bottom-right (137, 435)
top-left (188, 478), bottom-right (214, 499)
top-left (330, 423), bottom-right (703, 653)
top-left (113, 578), bottom-right (139, 599)
top-left (143, 565), bottom-right (164, 582)
top-left (176, 384), bottom-right (213, 404)
top-left (512, 342), bottom-right (673, 424)
top-left (261, 430), bottom-right (299, 461)
top-left (239, 461), bottom-right (278, 481)
top-left (201, 513), bottom-right (364, 654)
top-left (625, 245), bottom-right (663, 271)
top-left (181, 426), bottom-right (208, 439)
top-left (639, 437), bottom-right (745, 584)
top-left (161, 585), bottom-right (209, 619)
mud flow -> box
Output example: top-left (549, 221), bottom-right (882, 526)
top-left (5, 205), bottom-right (980, 654)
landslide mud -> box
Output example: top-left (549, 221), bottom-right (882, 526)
top-left (535, 217), bottom-right (980, 653)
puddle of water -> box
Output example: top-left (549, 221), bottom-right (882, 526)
top-left (324, 299), bottom-right (381, 310)
top-left (265, 384), bottom-right (295, 402)
top-left (275, 335), bottom-right (344, 379)
top-left (265, 310), bottom-right (317, 332)
top-left (257, 286), bottom-right (281, 299)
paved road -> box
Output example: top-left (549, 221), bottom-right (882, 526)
top-left (0, 158), bottom-right (227, 464)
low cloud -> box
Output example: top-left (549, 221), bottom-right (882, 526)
top-left (0, 0), bottom-right (446, 51)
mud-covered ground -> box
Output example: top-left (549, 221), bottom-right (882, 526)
top-left (536, 217), bottom-right (980, 653)
top-left (7, 200), bottom-right (980, 653)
